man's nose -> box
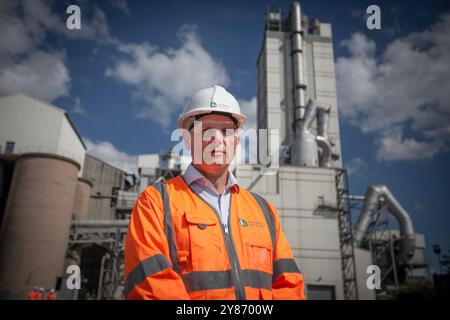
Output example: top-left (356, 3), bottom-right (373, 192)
top-left (206, 128), bottom-right (226, 141)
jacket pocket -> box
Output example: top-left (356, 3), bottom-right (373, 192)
top-left (245, 239), bottom-right (272, 274)
top-left (184, 211), bottom-right (225, 271)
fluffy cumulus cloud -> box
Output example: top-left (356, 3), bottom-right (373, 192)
top-left (336, 12), bottom-right (450, 161)
top-left (83, 137), bottom-right (138, 174)
top-left (106, 25), bottom-right (230, 128)
top-left (0, 50), bottom-right (70, 102)
top-left (0, 0), bottom-right (111, 102)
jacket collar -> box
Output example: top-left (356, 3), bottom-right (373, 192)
top-left (183, 163), bottom-right (240, 193)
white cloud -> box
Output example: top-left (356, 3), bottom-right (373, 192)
top-left (376, 127), bottom-right (444, 161)
top-left (0, 0), bottom-right (112, 102)
top-left (346, 157), bottom-right (367, 176)
top-left (106, 25), bottom-right (230, 128)
top-left (0, 2), bottom-right (36, 56)
top-left (239, 96), bottom-right (257, 131)
top-left (72, 96), bottom-right (86, 115)
top-left (0, 50), bottom-right (70, 102)
top-left (336, 12), bottom-right (450, 161)
top-left (83, 137), bottom-right (138, 174)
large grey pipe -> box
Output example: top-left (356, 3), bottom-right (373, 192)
top-left (316, 136), bottom-right (332, 167)
top-left (299, 99), bottom-right (316, 131)
top-left (353, 185), bottom-right (416, 264)
top-left (291, 99), bottom-right (318, 166)
top-left (316, 105), bottom-right (332, 167)
top-left (291, 2), bottom-right (307, 123)
top-left (316, 105), bottom-right (331, 137)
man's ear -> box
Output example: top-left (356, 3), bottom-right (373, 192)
top-left (182, 129), bottom-right (192, 152)
top-left (235, 135), bottom-right (241, 146)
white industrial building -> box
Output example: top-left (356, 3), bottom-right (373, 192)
top-left (0, 94), bottom-right (86, 173)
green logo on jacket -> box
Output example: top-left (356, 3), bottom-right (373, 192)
top-left (239, 219), bottom-right (248, 227)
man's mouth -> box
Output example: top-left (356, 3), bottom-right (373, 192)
top-left (211, 149), bottom-right (225, 156)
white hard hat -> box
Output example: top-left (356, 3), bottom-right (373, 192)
top-left (50, 289), bottom-right (55, 293)
top-left (39, 287), bottom-right (44, 292)
top-left (178, 85), bottom-right (247, 130)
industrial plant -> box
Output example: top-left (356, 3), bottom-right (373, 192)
top-left (0, 2), bottom-right (433, 300)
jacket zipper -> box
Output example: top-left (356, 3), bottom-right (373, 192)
top-left (225, 195), bottom-right (246, 300)
top-left (180, 177), bottom-right (246, 300)
top-left (203, 196), bottom-right (246, 300)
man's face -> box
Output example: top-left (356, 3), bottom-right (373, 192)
top-left (187, 114), bottom-right (240, 175)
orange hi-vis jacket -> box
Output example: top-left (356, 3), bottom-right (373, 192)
top-left (27, 291), bottom-right (37, 300)
top-left (125, 175), bottom-right (305, 300)
top-left (47, 293), bottom-right (57, 300)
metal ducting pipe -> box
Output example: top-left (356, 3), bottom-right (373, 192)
top-left (316, 136), bottom-right (332, 168)
top-left (353, 185), bottom-right (416, 264)
top-left (291, 1), bottom-right (307, 124)
top-left (316, 105), bottom-right (331, 137)
top-left (291, 99), bottom-right (318, 166)
top-left (316, 105), bottom-right (332, 167)
top-left (299, 99), bottom-right (316, 131)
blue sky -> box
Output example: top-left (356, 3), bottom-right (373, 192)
top-left (0, 0), bottom-right (449, 271)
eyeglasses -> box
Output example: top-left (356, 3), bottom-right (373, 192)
top-left (189, 120), bottom-right (238, 138)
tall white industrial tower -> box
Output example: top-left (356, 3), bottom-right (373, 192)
top-left (235, 2), bottom-right (354, 300)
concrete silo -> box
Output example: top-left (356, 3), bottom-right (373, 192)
top-left (72, 178), bottom-right (93, 220)
top-left (0, 153), bottom-right (79, 299)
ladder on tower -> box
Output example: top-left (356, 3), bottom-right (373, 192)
top-left (335, 168), bottom-right (359, 300)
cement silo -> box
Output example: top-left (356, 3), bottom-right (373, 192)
top-left (72, 178), bottom-right (93, 220)
top-left (0, 153), bottom-right (79, 299)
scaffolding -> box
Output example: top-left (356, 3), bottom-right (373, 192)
top-left (334, 168), bottom-right (358, 300)
top-left (68, 220), bottom-right (128, 300)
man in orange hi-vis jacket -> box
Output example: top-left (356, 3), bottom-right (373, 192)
top-left (125, 85), bottom-right (305, 300)
top-left (27, 287), bottom-right (38, 300)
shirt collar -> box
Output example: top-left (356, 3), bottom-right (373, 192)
top-left (183, 163), bottom-right (240, 193)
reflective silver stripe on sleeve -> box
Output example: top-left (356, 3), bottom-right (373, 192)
top-left (125, 254), bottom-right (171, 295)
top-left (273, 258), bottom-right (301, 281)
top-left (152, 182), bottom-right (181, 273)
